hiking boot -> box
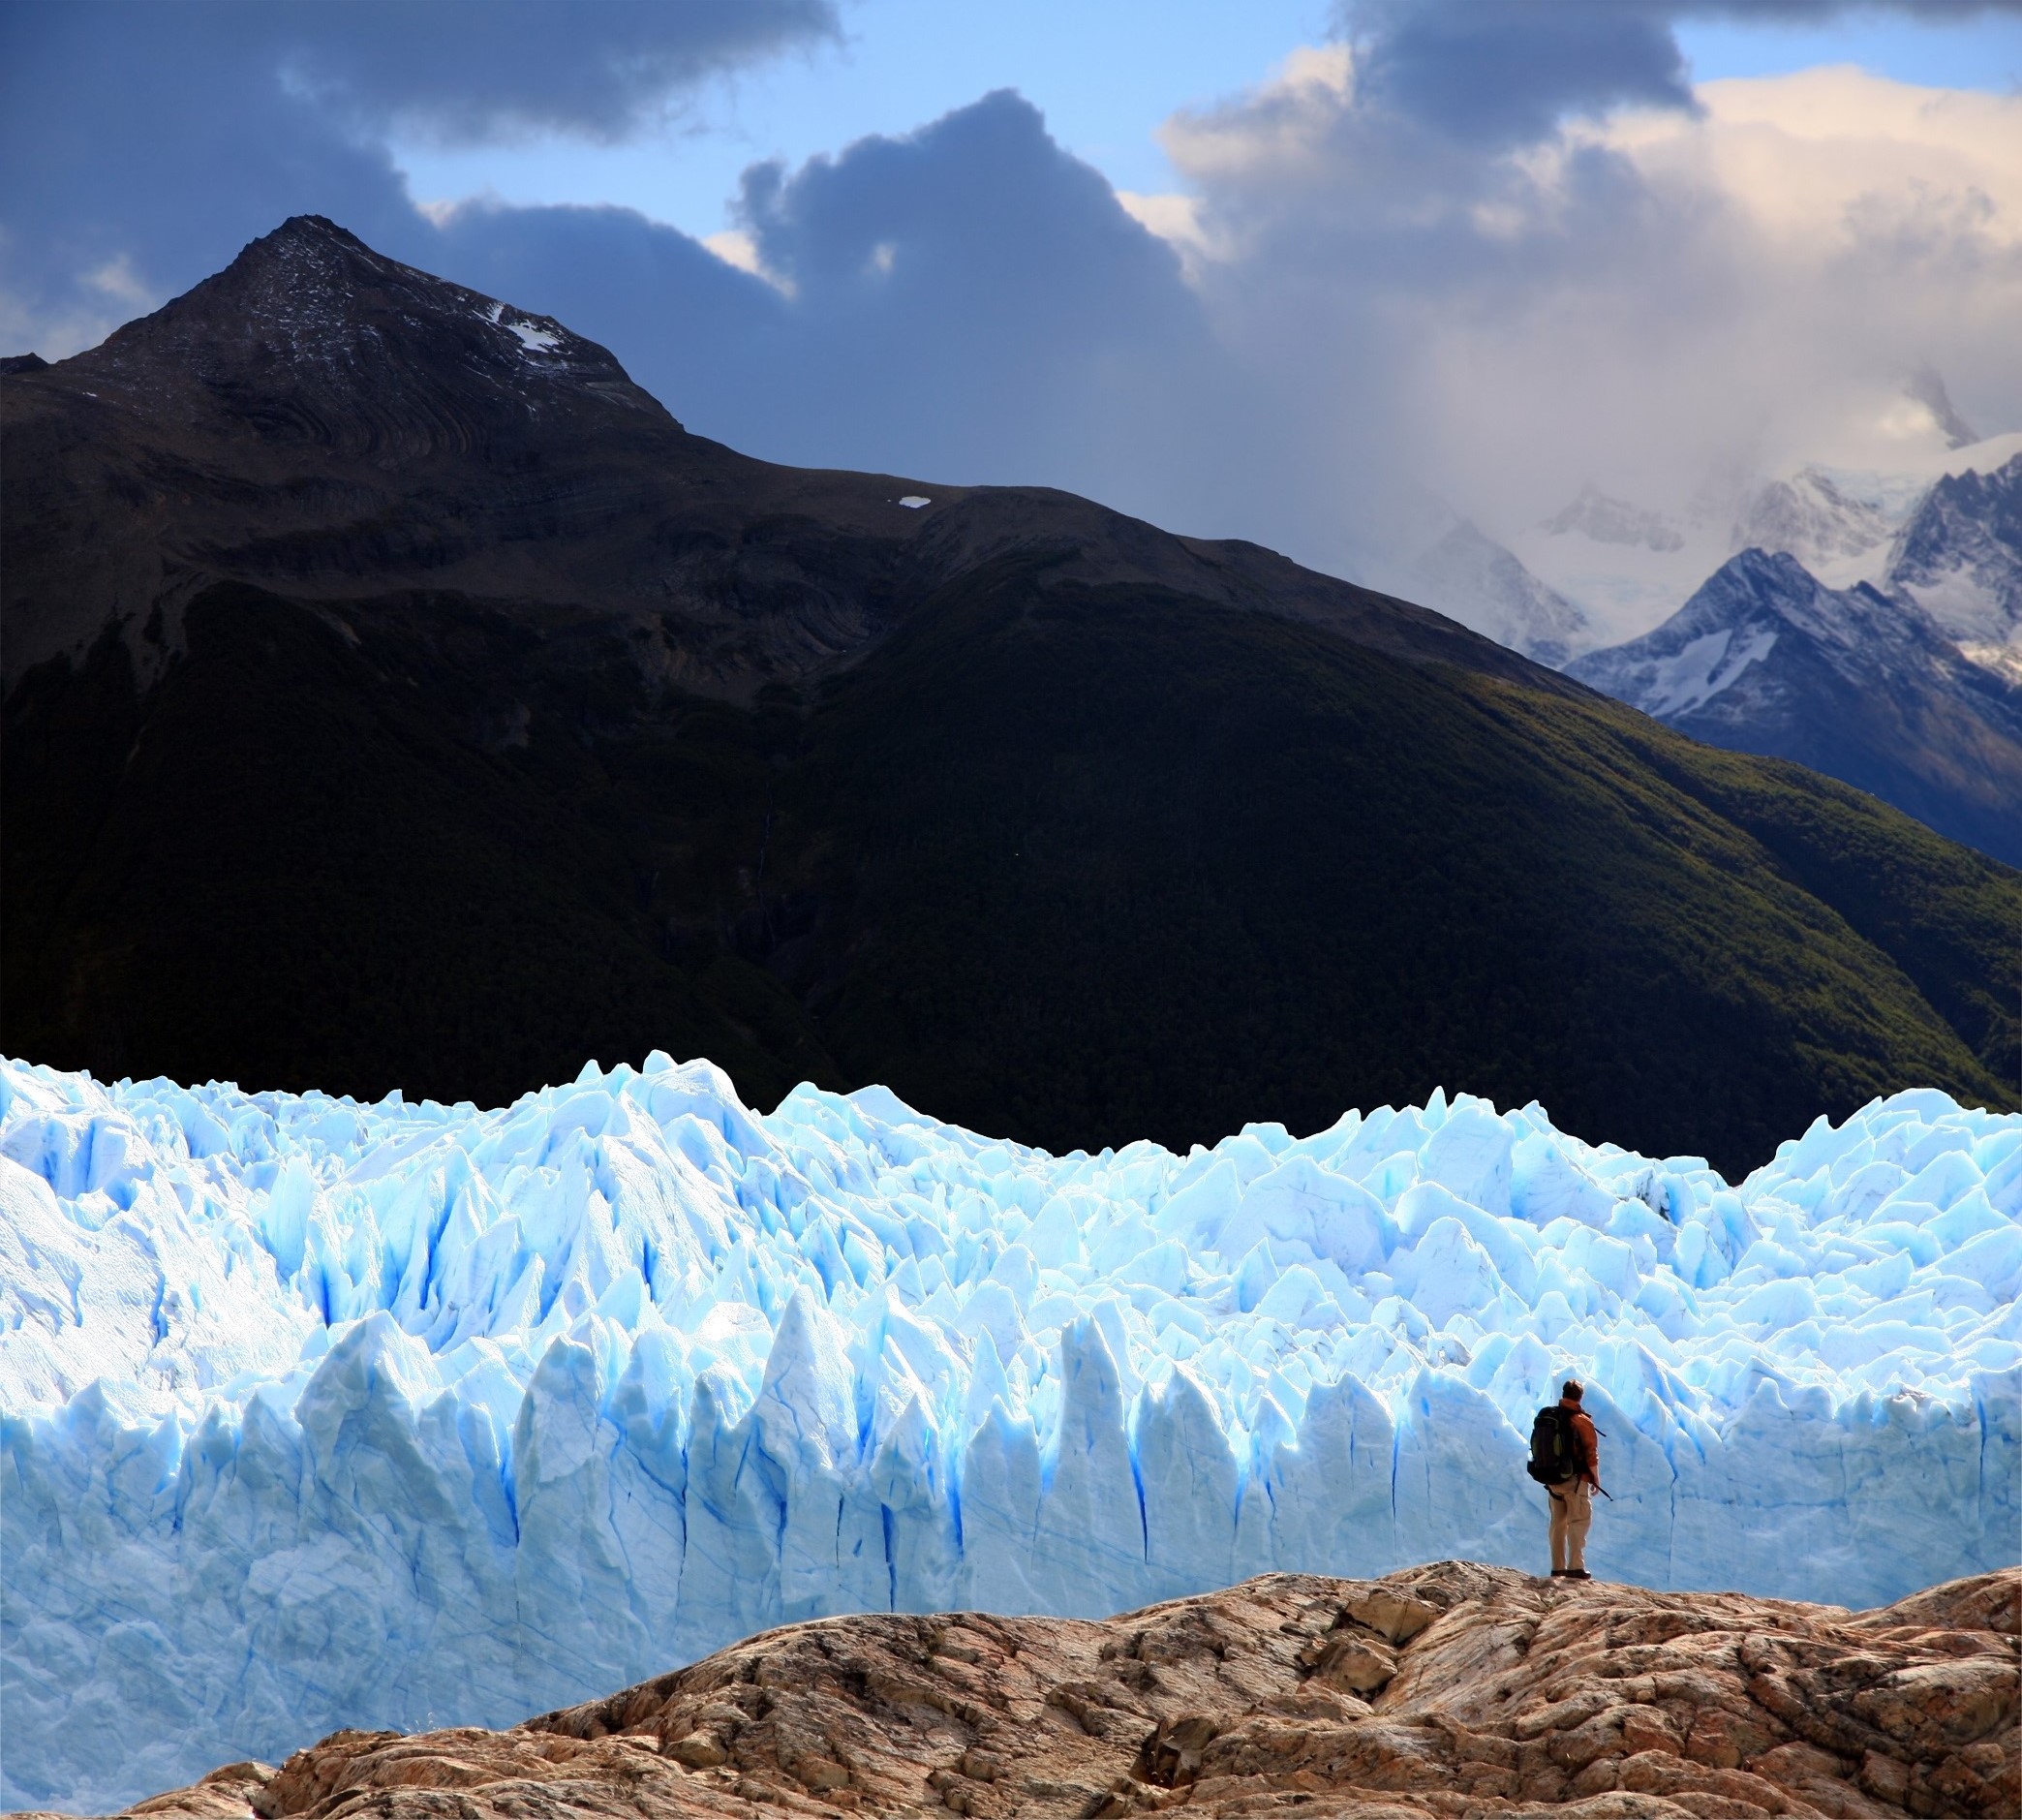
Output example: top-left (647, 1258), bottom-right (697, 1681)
top-left (1562, 1569), bottom-right (1593, 1581)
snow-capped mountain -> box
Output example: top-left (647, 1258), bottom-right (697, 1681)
top-left (1401, 519), bottom-right (1591, 665)
top-left (1512, 428), bottom-right (2022, 656)
top-left (1541, 483), bottom-right (1684, 552)
top-left (1568, 548), bottom-right (2022, 865)
top-left (1884, 452), bottom-right (2022, 680)
top-left (1729, 466), bottom-right (1896, 574)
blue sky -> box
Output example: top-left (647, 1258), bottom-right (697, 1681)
top-left (390, 2), bottom-right (2022, 239)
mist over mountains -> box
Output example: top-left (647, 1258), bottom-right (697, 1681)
top-left (3, 218), bottom-right (2017, 1176)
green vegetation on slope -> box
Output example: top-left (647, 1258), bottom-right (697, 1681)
top-left (5, 562), bottom-right (2015, 1180)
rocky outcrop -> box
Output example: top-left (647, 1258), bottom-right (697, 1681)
top-left (112, 1563), bottom-right (2018, 1819)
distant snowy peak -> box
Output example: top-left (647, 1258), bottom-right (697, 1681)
top-left (1514, 433), bottom-right (2022, 654)
top-left (1576, 548), bottom-right (1955, 701)
top-left (1540, 484), bottom-right (1683, 552)
top-left (1884, 452), bottom-right (2022, 674)
top-left (1569, 547), bottom-right (2022, 864)
top-left (1407, 520), bottom-right (1591, 666)
top-left (1729, 467), bottom-right (1894, 572)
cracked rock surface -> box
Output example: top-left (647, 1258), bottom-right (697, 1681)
top-left (107, 1563), bottom-right (2018, 1820)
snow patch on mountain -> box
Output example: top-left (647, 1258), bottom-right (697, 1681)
top-left (1632, 625), bottom-right (1781, 718)
top-left (3, 1054), bottom-right (2017, 1810)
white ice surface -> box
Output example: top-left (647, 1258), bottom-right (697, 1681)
top-left (2, 1058), bottom-right (2017, 1808)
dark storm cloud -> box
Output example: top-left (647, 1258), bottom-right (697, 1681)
top-left (262, 0), bottom-right (839, 142)
top-left (0, 0), bottom-right (833, 360)
top-left (1340, 0), bottom-right (2022, 145)
top-left (1345, 2), bottom-right (1696, 147)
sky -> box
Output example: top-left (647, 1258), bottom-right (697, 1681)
top-left (5, 0), bottom-right (2021, 601)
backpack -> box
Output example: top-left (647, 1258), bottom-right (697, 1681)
top-left (1526, 1404), bottom-right (1576, 1485)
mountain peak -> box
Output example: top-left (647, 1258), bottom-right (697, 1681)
top-left (1568, 543), bottom-right (2022, 861)
top-left (1540, 482), bottom-right (1684, 552)
top-left (51, 214), bottom-right (675, 448)
top-left (1906, 363), bottom-right (1978, 451)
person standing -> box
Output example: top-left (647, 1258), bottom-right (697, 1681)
top-left (1546, 1379), bottom-right (1602, 1580)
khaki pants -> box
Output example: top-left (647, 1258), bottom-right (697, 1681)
top-left (1547, 1479), bottom-right (1592, 1573)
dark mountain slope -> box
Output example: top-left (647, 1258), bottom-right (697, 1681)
top-left (2, 216), bottom-right (1516, 701)
top-left (5, 220), bottom-right (2017, 1175)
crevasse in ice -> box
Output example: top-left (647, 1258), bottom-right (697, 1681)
top-left (2, 1053), bottom-right (2016, 1809)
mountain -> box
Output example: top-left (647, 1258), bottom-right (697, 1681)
top-left (1513, 432), bottom-right (2022, 651)
top-left (112, 1565), bottom-right (2022, 1820)
top-left (1906, 360), bottom-right (1980, 449)
top-left (1568, 549), bottom-right (2022, 866)
top-left (1541, 482), bottom-right (1685, 552)
top-left (1403, 519), bottom-right (1591, 665)
top-left (1884, 452), bottom-right (2022, 680)
top-left (1729, 465), bottom-right (1896, 572)
top-left (4, 217), bottom-right (2018, 1175)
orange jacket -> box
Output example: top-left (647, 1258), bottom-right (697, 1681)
top-left (1564, 1404), bottom-right (1599, 1486)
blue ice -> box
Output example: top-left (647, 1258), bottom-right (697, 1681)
top-left (0, 1056), bottom-right (2015, 1809)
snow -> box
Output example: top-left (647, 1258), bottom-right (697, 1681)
top-left (1638, 625), bottom-right (1780, 716)
top-left (899, 495), bottom-right (932, 509)
top-left (478, 299), bottom-right (564, 355)
top-left (2, 1056), bottom-right (2016, 1810)
top-left (1513, 430), bottom-right (2022, 649)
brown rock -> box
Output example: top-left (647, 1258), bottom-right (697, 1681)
top-left (114, 1564), bottom-right (2017, 1820)
top-left (1311, 1632), bottom-right (1401, 1694)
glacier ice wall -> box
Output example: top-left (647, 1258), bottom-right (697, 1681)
top-left (2, 1055), bottom-right (2017, 1809)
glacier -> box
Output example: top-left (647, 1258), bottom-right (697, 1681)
top-left (1, 1056), bottom-right (2017, 1810)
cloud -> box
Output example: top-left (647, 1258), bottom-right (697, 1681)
top-left (426, 93), bottom-right (1234, 527)
top-left (1142, 31), bottom-right (2022, 561)
top-left (1342, 0), bottom-right (1696, 146)
top-left (267, 0), bottom-right (839, 143)
top-left (1337, 0), bottom-right (2022, 147)
top-left (0, 0), bottom-right (834, 357)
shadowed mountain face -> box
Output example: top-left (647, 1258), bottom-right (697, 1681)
top-left (4, 218), bottom-right (2017, 1175)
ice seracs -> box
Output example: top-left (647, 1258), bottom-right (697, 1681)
top-left (1, 1055), bottom-right (2016, 1809)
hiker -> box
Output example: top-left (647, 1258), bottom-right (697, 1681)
top-left (1528, 1378), bottom-right (1603, 1580)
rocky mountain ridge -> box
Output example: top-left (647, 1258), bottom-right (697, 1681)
top-left (2, 215), bottom-right (1525, 704)
top-left (1567, 549), bottom-right (2022, 866)
top-left (1885, 454), bottom-right (2022, 679)
top-left (98, 1563), bottom-right (2021, 1819)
